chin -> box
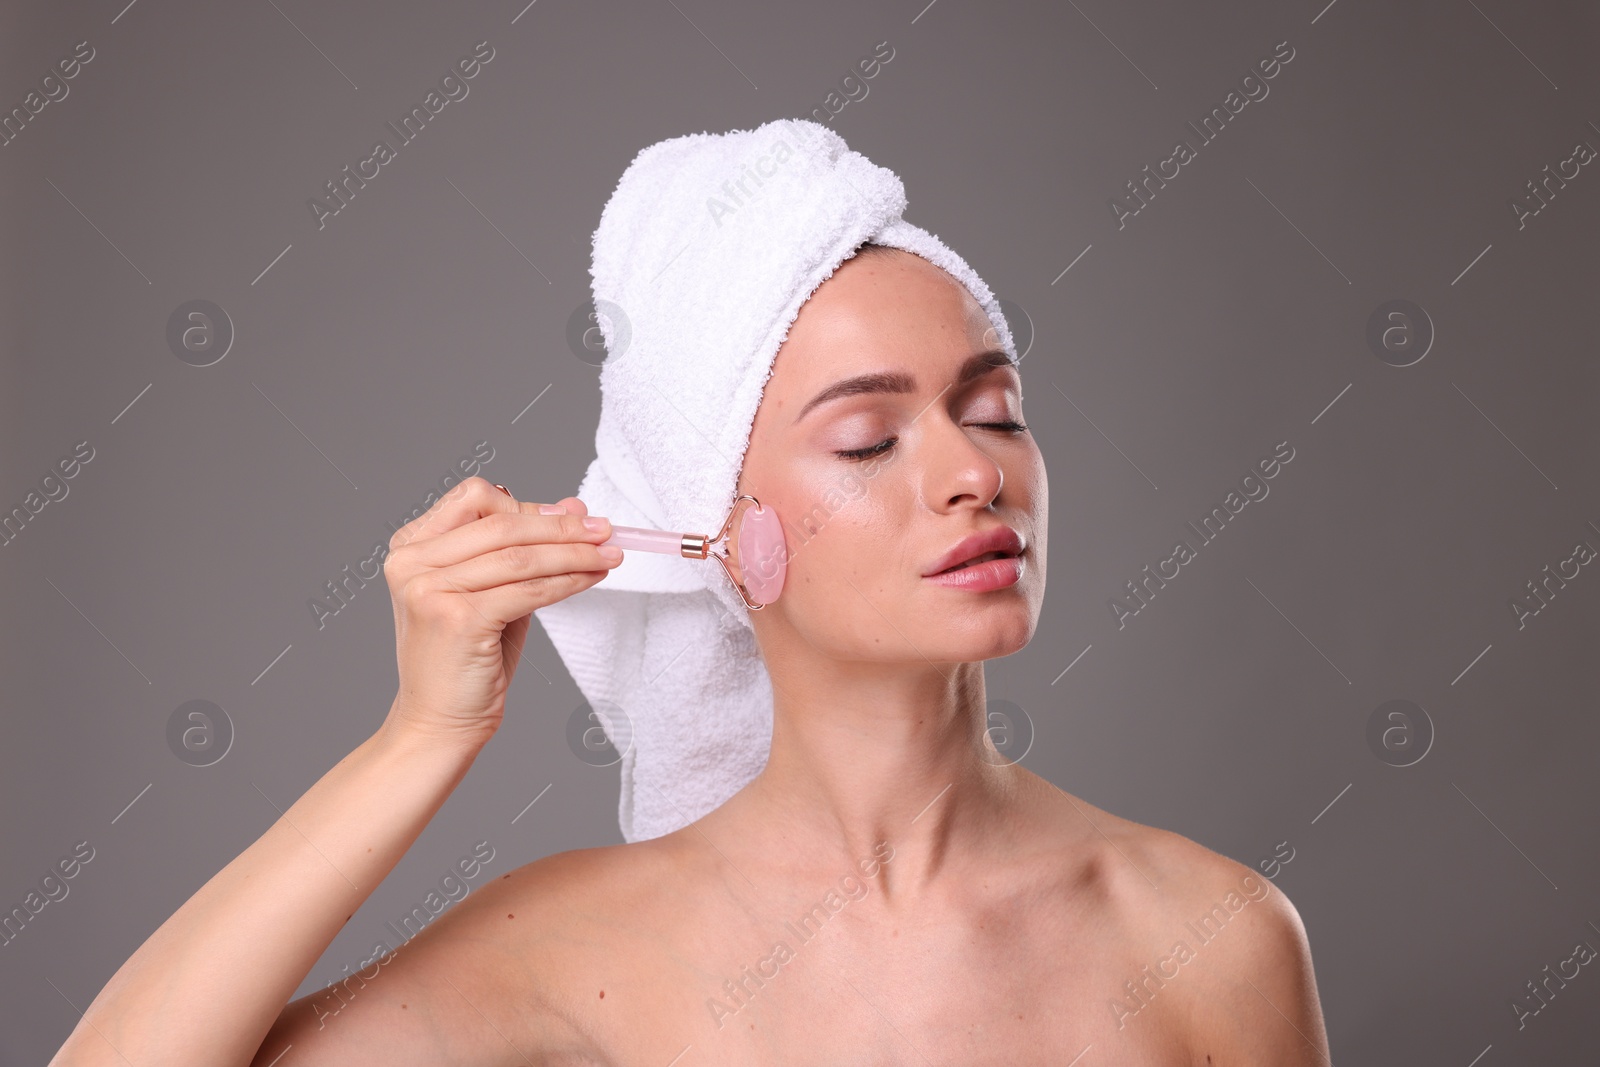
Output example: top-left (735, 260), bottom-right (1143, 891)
top-left (926, 604), bottom-right (1037, 662)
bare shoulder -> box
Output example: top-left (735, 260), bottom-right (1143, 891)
top-left (253, 838), bottom-right (677, 1067)
top-left (1052, 794), bottom-right (1330, 1065)
top-left (450, 834), bottom-right (689, 993)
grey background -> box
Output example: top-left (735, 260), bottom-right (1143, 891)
top-left (3, 0), bottom-right (1597, 1062)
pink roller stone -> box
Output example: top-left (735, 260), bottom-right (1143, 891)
top-left (598, 502), bottom-right (788, 607)
top-left (736, 502), bottom-right (787, 605)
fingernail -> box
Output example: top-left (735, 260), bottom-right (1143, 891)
top-left (539, 504), bottom-right (567, 515)
top-left (598, 545), bottom-right (623, 562)
top-left (582, 516), bottom-right (608, 532)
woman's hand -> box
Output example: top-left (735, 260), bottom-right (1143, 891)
top-left (379, 477), bottom-right (618, 751)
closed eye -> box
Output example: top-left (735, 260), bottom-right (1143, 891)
top-left (834, 421), bottom-right (1029, 461)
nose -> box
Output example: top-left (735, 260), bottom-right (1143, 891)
top-left (922, 415), bottom-right (1004, 512)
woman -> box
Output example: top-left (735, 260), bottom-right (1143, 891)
top-left (54, 128), bottom-right (1330, 1066)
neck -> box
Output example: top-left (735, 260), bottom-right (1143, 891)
top-left (733, 657), bottom-right (1022, 902)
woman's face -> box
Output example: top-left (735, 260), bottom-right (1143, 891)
top-left (731, 247), bottom-right (1047, 665)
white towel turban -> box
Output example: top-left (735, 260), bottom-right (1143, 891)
top-left (534, 117), bottom-right (1017, 843)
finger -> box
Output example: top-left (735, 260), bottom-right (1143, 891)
top-left (495, 486), bottom-right (586, 516)
top-left (450, 561), bottom-right (615, 626)
top-left (398, 510), bottom-right (614, 571)
top-left (390, 477), bottom-right (520, 549)
top-left (510, 494), bottom-right (587, 516)
top-left (530, 495), bottom-right (589, 520)
top-left (430, 537), bottom-right (622, 594)
top-left (499, 495), bottom-right (589, 526)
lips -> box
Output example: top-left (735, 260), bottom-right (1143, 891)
top-left (946, 551), bottom-right (1008, 570)
top-left (924, 526), bottom-right (1024, 577)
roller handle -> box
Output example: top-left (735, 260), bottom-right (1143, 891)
top-left (601, 525), bottom-right (686, 554)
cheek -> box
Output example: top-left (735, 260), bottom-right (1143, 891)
top-left (1009, 447), bottom-right (1048, 588)
top-left (777, 466), bottom-right (908, 593)
top-left (1016, 448), bottom-right (1047, 513)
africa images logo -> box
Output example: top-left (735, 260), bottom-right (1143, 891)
top-left (307, 42), bottom-right (496, 230)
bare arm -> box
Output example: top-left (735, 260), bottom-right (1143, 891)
top-left (52, 722), bottom-right (480, 1066)
top-left (252, 843), bottom-right (610, 1065)
top-left (50, 479), bottom-right (619, 1066)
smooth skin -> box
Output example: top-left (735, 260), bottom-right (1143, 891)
top-left (53, 248), bottom-right (1331, 1066)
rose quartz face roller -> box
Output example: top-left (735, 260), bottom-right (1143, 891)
top-left (599, 494), bottom-right (787, 609)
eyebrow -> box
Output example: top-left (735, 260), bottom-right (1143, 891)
top-left (793, 350), bottom-right (1018, 426)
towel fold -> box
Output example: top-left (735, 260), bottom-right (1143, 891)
top-left (534, 117), bottom-right (1016, 842)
